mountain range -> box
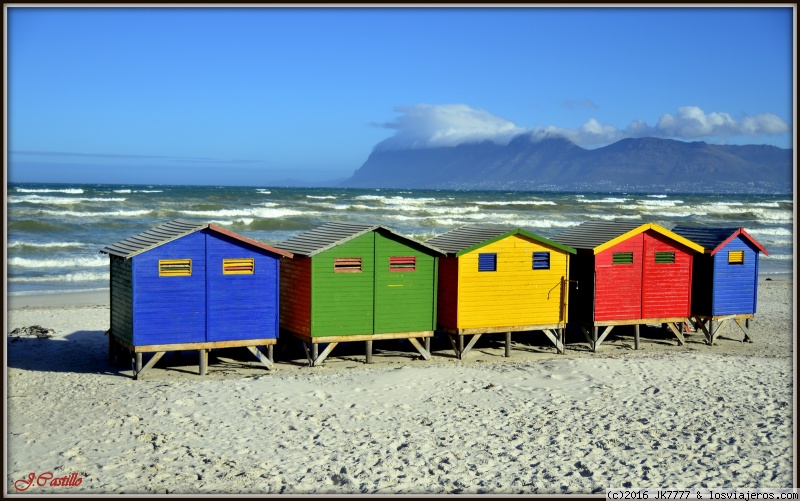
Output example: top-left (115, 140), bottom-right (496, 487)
top-left (340, 136), bottom-right (793, 193)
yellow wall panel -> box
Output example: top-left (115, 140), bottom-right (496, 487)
top-left (456, 234), bottom-right (570, 328)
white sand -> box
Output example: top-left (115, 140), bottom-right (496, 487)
top-left (5, 277), bottom-right (795, 494)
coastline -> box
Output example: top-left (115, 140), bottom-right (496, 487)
top-left (5, 275), bottom-right (795, 493)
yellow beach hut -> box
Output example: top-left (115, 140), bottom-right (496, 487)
top-left (426, 225), bottom-right (577, 358)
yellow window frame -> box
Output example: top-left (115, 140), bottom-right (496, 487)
top-left (223, 258), bottom-right (255, 275)
top-left (159, 259), bottom-right (192, 277)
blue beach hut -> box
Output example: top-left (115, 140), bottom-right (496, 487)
top-left (100, 219), bottom-right (293, 379)
top-left (671, 226), bottom-right (768, 345)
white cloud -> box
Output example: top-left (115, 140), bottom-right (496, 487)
top-left (374, 104), bottom-right (790, 150)
top-left (373, 104), bottom-right (526, 150)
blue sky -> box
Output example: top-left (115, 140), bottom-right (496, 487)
top-left (6, 6), bottom-right (795, 186)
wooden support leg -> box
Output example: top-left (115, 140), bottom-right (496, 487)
top-left (592, 326), bottom-right (599, 352)
top-left (665, 323), bottom-right (685, 346)
top-left (505, 332), bottom-right (512, 358)
top-left (461, 333), bottom-right (482, 358)
top-left (580, 326), bottom-right (593, 348)
top-left (560, 328), bottom-right (566, 355)
top-left (366, 340), bottom-right (373, 364)
top-left (134, 352), bottom-right (143, 379)
top-left (634, 324), bottom-right (640, 350)
top-left (424, 336), bottom-right (431, 355)
top-left (595, 325), bottom-right (614, 350)
top-left (408, 338), bottom-right (431, 360)
top-left (313, 342), bottom-right (338, 366)
top-left (302, 342), bottom-right (313, 366)
top-left (268, 345), bottom-right (274, 364)
top-left (541, 329), bottom-right (565, 354)
top-left (458, 335), bottom-right (465, 360)
top-left (246, 346), bottom-right (273, 370)
top-left (199, 349), bottom-right (208, 376)
top-left (447, 334), bottom-right (458, 357)
top-left (135, 351), bottom-right (165, 380)
top-left (734, 317), bottom-right (753, 343)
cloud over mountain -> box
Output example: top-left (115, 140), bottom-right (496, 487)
top-left (372, 104), bottom-right (790, 150)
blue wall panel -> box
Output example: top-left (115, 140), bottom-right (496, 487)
top-left (132, 232), bottom-right (207, 345)
top-left (712, 236), bottom-right (759, 316)
top-left (206, 232), bottom-right (280, 342)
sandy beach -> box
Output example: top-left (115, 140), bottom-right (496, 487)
top-left (5, 276), bottom-right (795, 494)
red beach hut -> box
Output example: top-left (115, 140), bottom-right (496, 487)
top-left (551, 221), bottom-right (704, 351)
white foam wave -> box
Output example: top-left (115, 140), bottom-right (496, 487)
top-left (646, 194), bottom-right (668, 198)
top-left (39, 209), bottom-right (152, 217)
top-left (138, 190), bottom-right (163, 193)
top-left (11, 195), bottom-right (127, 204)
top-left (256, 189), bottom-right (272, 195)
top-left (9, 256), bottom-right (107, 269)
top-left (475, 200), bottom-right (557, 206)
top-left (762, 254), bottom-right (792, 261)
top-left (179, 207), bottom-right (305, 218)
top-left (354, 195), bottom-right (439, 205)
top-left (747, 228), bottom-right (792, 237)
top-left (15, 188), bottom-right (84, 194)
top-left (592, 214), bottom-right (642, 221)
top-left (307, 195), bottom-right (337, 200)
top-left (8, 241), bottom-right (85, 249)
top-left (638, 199), bottom-right (683, 207)
top-left (113, 189), bottom-right (132, 193)
top-left (576, 198), bottom-right (629, 204)
top-left (9, 271), bottom-right (109, 283)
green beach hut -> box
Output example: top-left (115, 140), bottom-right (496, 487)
top-left (276, 221), bottom-right (444, 366)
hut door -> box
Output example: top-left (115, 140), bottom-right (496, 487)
top-left (642, 232), bottom-right (691, 319)
top-left (373, 233), bottom-right (435, 334)
top-left (206, 233), bottom-right (278, 342)
top-left (594, 234), bottom-right (643, 321)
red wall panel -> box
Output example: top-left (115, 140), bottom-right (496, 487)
top-left (594, 234), bottom-right (643, 321)
top-left (642, 231), bottom-right (693, 318)
top-left (436, 257), bottom-right (459, 329)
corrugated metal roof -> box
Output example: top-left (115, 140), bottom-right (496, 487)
top-left (99, 218), bottom-right (293, 259)
top-left (672, 226), bottom-right (768, 256)
top-left (425, 225), bottom-right (512, 255)
top-left (425, 225), bottom-right (576, 256)
top-left (551, 221), bottom-right (643, 250)
top-left (275, 221), bottom-right (444, 257)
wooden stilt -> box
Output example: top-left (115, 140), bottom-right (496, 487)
top-left (408, 338), bottom-right (431, 360)
top-left (268, 345), bottom-right (274, 364)
top-left (461, 333), bottom-right (482, 358)
top-left (594, 325), bottom-right (614, 350)
top-left (312, 343), bottom-right (319, 362)
top-left (541, 329), bottom-right (565, 354)
top-left (135, 351), bottom-right (165, 380)
top-left (424, 336), bottom-right (431, 355)
top-left (313, 342), bottom-right (338, 366)
top-left (580, 326), bottom-right (593, 348)
top-left (134, 352), bottom-right (143, 376)
top-left (246, 346), bottom-right (273, 370)
top-left (366, 340), bottom-right (373, 364)
top-left (634, 324), bottom-right (640, 350)
top-left (447, 334), bottom-right (458, 357)
top-left (592, 326), bottom-right (599, 352)
top-left (199, 349), bottom-right (208, 375)
top-left (665, 322), bottom-right (685, 346)
top-left (504, 332), bottom-right (512, 357)
top-left (458, 335), bottom-right (465, 360)
top-left (302, 342), bottom-right (313, 366)
top-left (734, 317), bottom-right (753, 343)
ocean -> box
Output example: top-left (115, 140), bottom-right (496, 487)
top-left (6, 182), bottom-right (794, 296)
